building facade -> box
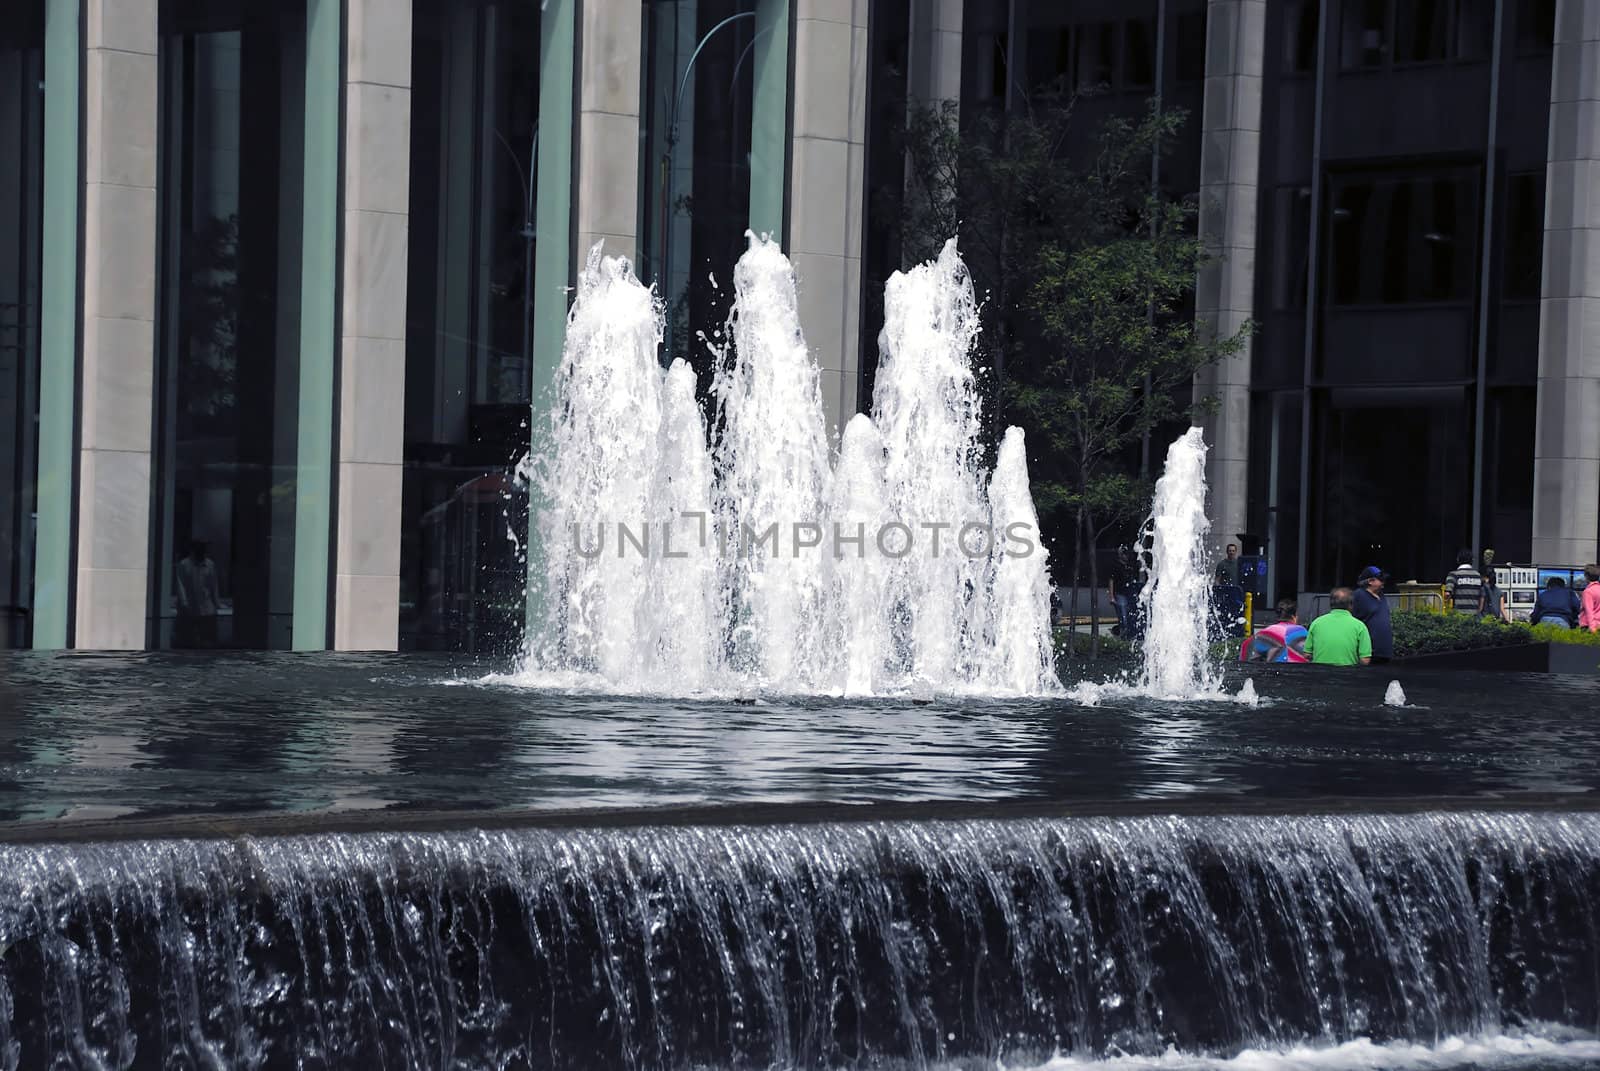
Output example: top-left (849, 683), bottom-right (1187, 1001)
top-left (1, 0), bottom-right (1596, 652)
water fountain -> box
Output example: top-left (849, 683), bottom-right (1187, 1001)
top-left (1138, 426), bottom-right (1222, 698)
top-left (521, 234), bottom-right (1057, 697)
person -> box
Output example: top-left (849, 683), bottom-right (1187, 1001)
top-left (1215, 543), bottom-right (1241, 587)
top-left (1351, 566), bottom-right (1393, 664)
top-left (1444, 548), bottom-right (1485, 616)
top-left (1305, 587), bottom-right (1372, 666)
top-left (1239, 598), bottom-right (1309, 663)
top-left (1107, 546), bottom-right (1141, 638)
top-left (1478, 549), bottom-right (1509, 623)
top-left (175, 538), bottom-right (222, 648)
top-left (1530, 575), bottom-right (1582, 629)
top-left (1582, 564), bottom-right (1600, 632)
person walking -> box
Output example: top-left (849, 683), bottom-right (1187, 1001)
top-left (1215, 543), bottom-right (1241, 587)
top-left (1530, 576), bottom-right (1582, 629)
top-left (1305, 587), bottom-right (1372, 666)
top-left (1351, 566), bottom-right (1393, 664)
top-left (1479, 550), bottom-right (1510, 623)
top-left (1582, 564), bottom-right (1600, 632)
top-left (1239, 599), bottom-right (1309, 663)
top-left (1444, 548), bottom-right (1485, 616)
top-left (1108, 546), bottom-right (1142, 638)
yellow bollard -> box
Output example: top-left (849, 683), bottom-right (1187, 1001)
top-left (1244, 591), bottom-right (1254, 636)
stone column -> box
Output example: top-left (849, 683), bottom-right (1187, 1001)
top-left (333, 0), bottom-right (411, 649)
top-left (908, 0), bottom-right (962, 109)
top-left (789, 0), bottom-right (869, 439)
top-left (74, 0), bottom-right (159, 648)
top-left (1192, 0), bottom-right (1264, 558)
top-left (575, 0), bottom-right (642, 263)
top-left (1531, 0), bottom-right (1600, 566)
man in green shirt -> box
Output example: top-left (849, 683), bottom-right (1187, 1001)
top-left (1305, 587), bottom-right (1372, 666)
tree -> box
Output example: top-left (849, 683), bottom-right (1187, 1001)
top-left (903, 96), bottom-right (1250, 655)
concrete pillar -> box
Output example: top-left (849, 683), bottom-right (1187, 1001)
top-left (73, 0), bottom-right (159, 648)
top-left (575, 0), bottom-right (642, 263)
top-left (331, 0), bottom-right (411, 649)
top-left (790, 0), bottom-right (869, 440)
top-left (908, 0), bottom-right (962, 109)
top-left (1192, 0), bottom-right (1264, 558)
top-left (1531, 0), bottom-right (1600, 566)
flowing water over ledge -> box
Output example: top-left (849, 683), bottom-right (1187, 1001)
top-left (1, 812), bottom-right (1598, 1069)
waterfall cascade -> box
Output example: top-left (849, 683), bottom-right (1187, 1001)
top-left (523, 235), bottom-right (1058, 696)
top-left (4, 812), bottom-right (1596, 1068)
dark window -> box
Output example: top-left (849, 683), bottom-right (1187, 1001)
top-left (991, 32), bottom-right (1009, 100)
top-left (1395, 0), bottom-right (1448, 62)
top-left (1075, 22), bottom-right (1115, 88)
top-left (153, 0), bottom-right (308, 650)
top-left (1327, 170), bottom-right (1477, 305)
top-left (1341, 0), bottom-right (1391, 68)
top-left (1284, 0), bottom-right (1320, 73)
top-left (1516, 0), bottom-right (1555, 52)
top-left (1175, 11), bottom-right (1206, 82)
top-left (401, 0), bottom-right (540, 654)
top-left (1124, 19), bottom-right (1155, 88)
top-left (1273, 187), bottom-right (1313, 309)
top-left (1453, 0), bottom-right (1493, 59)
top-left (0, 0), bottom-right (44, 648)
top-left (1504, 171), bottom-right (1545, 300)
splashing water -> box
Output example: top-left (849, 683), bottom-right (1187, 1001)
top-left (1385, 680), bottom-right (1408, 707)
top-left (1138, 428), bottom-right (1223, 698)
top-left (519, 235), bottom-right (1058, 697)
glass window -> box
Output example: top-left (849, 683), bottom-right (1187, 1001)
top-left (1453, 0), bottom-right (1493, 60)
top-left (1272, 186), bottom-right (1312, 310)
top-left (0, 0), bottom-right (44, 648)
top-left (1284, 0), bottom-right (1320, 73)
top-left (1340, 0), bottom-right (1390, 69)
top-left (1327, 170), bottom-right (1476, 305)
top-left (640, 0), bottom-right (759, 373)
top-left (153, 0), bottom-right (308, 649)
top-left (1175, 11), bottom-right (1206, 83)
top-left (1074, 22), bottom-right (1115, 89)
top-left (402, 0), bottom-right (539, 654)
top-left (1516, 0), bottom-right (1555, 52)
top-left (1504, 171), bottom-right (1545, 301)
top-left (1123, 19), bottom-right (1155, 89)
top-left (1395, 0), bottom-right (1447, 63)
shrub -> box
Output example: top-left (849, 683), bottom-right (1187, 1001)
top-left (1391, 609), bottom-right (1600, 657)
top-left (1053, 627), bottom-right (1134, 662)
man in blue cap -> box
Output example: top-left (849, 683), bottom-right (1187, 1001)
top-left (1352, 565), bottom-right (1393, 664)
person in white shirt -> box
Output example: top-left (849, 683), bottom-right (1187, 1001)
top-left (175, 539), bottom-right (222, 648)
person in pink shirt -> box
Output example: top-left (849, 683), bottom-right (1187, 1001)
top-left (1582, 564), bottom-right (1600, 632)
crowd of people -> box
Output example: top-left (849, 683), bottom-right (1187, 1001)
top-left (1239, 551), bottom-right (1600, 668)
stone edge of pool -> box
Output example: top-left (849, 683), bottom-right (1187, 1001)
top-left (2, 792), bottom-right (1598, 844)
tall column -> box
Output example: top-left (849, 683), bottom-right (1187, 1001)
top-left (1192, 0), bottom-right (1264, 558)
top-left (789, 0), bottom-right (869, 439)
top-left (332, 0), bottom-right (411, 649)
top-left (1532, 0), bottom-right (1600, 566)
top-left (32, 0), bottom-right (80, 648)
top-left (750, 0), bottom-right (790, 240)
top-left (575, 0), bottom-right (642, 263)
top-left (908, 0), bottom-right (962, 109)
top-left (73, 0), bottom-right (159, 648)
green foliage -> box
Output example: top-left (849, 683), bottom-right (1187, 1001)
top-left (1053, 627), bottom-right (1133, 662)
top-left (1391, 609), bottom-right (1600, 657)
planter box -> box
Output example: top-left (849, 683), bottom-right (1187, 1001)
top-left (1398, 642), bottom-right (1600, 675)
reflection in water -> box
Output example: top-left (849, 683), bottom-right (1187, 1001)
top-left (1, 651), bottom-right (1599, 826)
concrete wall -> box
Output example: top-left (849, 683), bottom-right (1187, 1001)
top-left (575, 0), bottom-right (642, 264)
top-left (908, 0), bottom-right (962, 108)
top-left (789, 0), bottom-right (869, 440)
top-left (1192, 0), bottom-right (1264, 559)
top-left (74, 0), bottom-right (158, 649)
top-left (333, 0), bottom-right (411, 649)
top-left (1532, 0), bottom-right (1600, 566)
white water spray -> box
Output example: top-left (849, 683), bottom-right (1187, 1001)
top-left (520, 235), bottom-right (1058, 697)
top-left (1385, 680), bottom-right (1407, 707)
top-left (1138, 427), bottom-right (1223, 698)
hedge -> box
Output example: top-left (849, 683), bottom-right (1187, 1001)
top-left (1391, 609), bottom-right (1600, 658)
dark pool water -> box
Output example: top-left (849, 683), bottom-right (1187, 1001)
top-left (2, 651), bottom-right (1598, 829)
